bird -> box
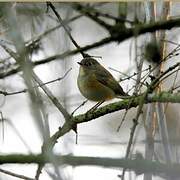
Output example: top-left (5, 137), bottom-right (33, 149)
top-left (77, 57), bottom-right (129, 106)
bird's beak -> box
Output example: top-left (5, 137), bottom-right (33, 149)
top-left (77, 62), bottom-right (82, 65)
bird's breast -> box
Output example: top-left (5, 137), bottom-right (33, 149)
top-left (77, 73), bottom-right (115, 101)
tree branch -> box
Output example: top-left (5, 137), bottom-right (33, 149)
top-left (42, 91), bottom-right (180, 153)
top-left (1, 16), bottom-right (180, 79)
top-left (0, 153), bottom-right (180, 178)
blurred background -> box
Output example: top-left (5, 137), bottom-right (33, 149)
top-left (0, 2), bottom-right (180, 180)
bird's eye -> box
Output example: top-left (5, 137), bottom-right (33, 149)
top-left (86, 62), bottom-right (91, 66)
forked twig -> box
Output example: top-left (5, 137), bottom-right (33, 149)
top-left (0, 68), bottom-right (72, 96)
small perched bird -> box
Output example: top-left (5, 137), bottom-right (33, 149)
top-left (77, 57), bottom-right (128, 103)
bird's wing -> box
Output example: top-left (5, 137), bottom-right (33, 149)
top-left (94, 66), bottom-right (127, 96)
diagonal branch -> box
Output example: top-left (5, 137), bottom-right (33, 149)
top-left (73, 3), bottom-right (112, 31)
top-left (46, 91), bottom-right (180, 151)
top-left (47, 2), bottom-right (89, 58)
top-left (0, 41), bottom-right (71, 121)
top-left (0, 168), bottom-right (34, 180)
top-left (1, 16), bottom-right (180, 80)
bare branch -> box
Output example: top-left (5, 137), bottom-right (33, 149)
top-left (0, 68), bottom-right (72, 96)
top-left (1, 14), bottom-right (180, 80)
top-left (0, 153), bottom-right (180, 178)
top-left (47, 2), bottom-right (89, 58)
top-left (0, 168), bottom-right (34, 180)
top-left (0, 41), bottom-right (71, 121)
top-left (32, 72), bottom-right (71, 120)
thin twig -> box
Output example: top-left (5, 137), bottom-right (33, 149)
top-left (73, 3), bottom-right (134, 24)
top-left (121, 32), bottom-right (145, 178)
top-left (121, 93), bottom-right (146, 180)
top-left (71, 100), bottom-right (88, 116)
top-left (109, 66), bottom-right (150, 86)
top-left (26, 15), bottom-right (82, 49)
top-left (171, 84), bottom-right (180, 91)
top-left (5, 118), bottom-right (32, 153)
top-left (47, 2), bottom-right (88, 58)
top-left (116, 108), bottom-right (129, 132)
top-left (73, 3), bottom-right (112, 31)
top-left (171, 66), bottom-right (180, 90)
top-left (32, 71), bottom-right (71, 120)
top-left (0, 42), bottom-right (71, 121)
top-left (138, 44), bottom-right (180, 92)
top-left (0, 168), bottom-right (34, 180)
top-left (0, 68), bottom-right (72, 96)
top-left (1, 18), bottom-right (180, 80)
top-left (117, 98), bottom-right (134, 132)
top-left (0, 111), bottom-right (4, 142)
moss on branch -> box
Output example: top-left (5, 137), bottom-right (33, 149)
top-left (47, 91), bottom-right (180, 149)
